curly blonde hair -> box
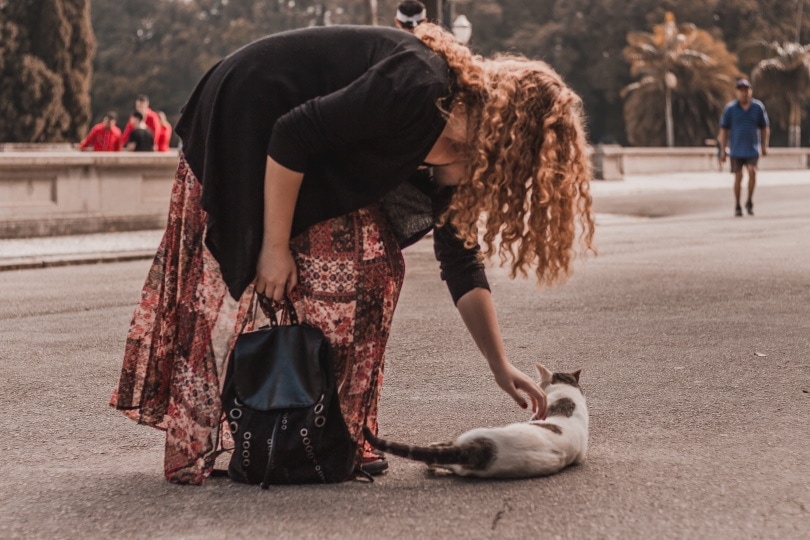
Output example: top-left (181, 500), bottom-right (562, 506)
top-left (415, 24), bottom-right (595, 286)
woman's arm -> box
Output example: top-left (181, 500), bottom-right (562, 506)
top-left (456, 287), bottom-right (548, 418)
top-left (430, 186), bottom-right (546, 415)
top-left (254, 156), bottom-right (304, 301)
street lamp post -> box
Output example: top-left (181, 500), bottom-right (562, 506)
top-left (664, 71), bottom-right (677, 148)
top-left (365, 0), bottom-right (378, 25)
top-left (452, 14), bottom-right (472, 45)
top-left (421, 1), bottom-right (472, 44)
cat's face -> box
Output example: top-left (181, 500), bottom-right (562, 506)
top-left (535, 363), bottom-right (582, 390)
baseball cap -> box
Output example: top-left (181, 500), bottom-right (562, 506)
top-left (736, 78), bottom-right (752, 89)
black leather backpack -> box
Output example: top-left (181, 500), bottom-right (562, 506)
top-left (221, 297), bottom-right (357, 486)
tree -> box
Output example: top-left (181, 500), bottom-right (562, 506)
top-left (468, 0), bottom-right (651, 145)
top-left (453, 0), bottom-right (807, 145)
top-left (88, 0), bottom-right (355, 141)
top-left (82, 0), bottom-right (808, 146)
top-left (744, 41), bottom-right (810, 147)
top-left (0, 0), bottom-right (95, 142)
top-left (621, 12), bottom-right (741, 147)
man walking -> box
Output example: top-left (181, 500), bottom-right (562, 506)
top-left (718, 79), bottom-right (770, 217)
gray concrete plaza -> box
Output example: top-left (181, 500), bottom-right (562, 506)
top-left (1, 171), bottom-right (808, 538)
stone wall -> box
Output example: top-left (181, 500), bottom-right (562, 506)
top-left (0, 151), bottom-right (178, 238)
top-left (1, 146), bottom-right (809, 238)
top-left (593, 145), bottom-right (810, 180)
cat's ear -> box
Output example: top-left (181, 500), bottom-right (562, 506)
top-left (535, 363), bottom-right (553, 385)
top-left (572, 369), bottom-right (582, 383)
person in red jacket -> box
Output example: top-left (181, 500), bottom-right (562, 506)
top-left (155, 110), bottom-right (173, 152)
top-left (78, 112), bottom-right (122, 151)
top-left (121, 94), bottom-right (162, 150)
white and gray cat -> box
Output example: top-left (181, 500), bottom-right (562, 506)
top-left (363, 364), bottom-right (588, 479)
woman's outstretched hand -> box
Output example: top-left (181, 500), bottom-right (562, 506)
top-left (254, 244), bottom-right (297, 301)
top-left (454, 288), bottom-right (548, 419)
top-left (492, 362), bottom-right (548, 419)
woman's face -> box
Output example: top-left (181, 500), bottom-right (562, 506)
top-left (445, 101), bottom-right (468, 144)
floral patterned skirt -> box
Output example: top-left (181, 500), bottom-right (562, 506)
top-left (110, 155), bottom-right (405, 484)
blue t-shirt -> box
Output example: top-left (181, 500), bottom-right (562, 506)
top-left (719, 99), bottom-right (769, 158)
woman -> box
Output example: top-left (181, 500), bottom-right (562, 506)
top-left (111, 23), bottom-right (594, 485)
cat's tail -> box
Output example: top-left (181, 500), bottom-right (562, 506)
top-left (363, 427), bottom-right (495, 470)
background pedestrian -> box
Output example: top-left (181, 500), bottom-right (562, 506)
top-left (718, 78), bottom-right (770, 216)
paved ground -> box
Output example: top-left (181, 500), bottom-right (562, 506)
top-left (1, 170), bottom-right (808, 539)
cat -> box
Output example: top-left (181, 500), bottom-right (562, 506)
top-left (363, 364), bottom-right (588, 479)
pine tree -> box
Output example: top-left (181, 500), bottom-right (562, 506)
top-left (0, 0), bottom-right (95, 142)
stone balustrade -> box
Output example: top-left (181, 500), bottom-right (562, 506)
top-left (1, 146), bottom-right (809, 238)
top-left (0, 151), bottom-right (178, 238)
top-left (593, 145), bottom-right (810, 180)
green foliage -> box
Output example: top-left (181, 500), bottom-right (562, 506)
top-left (456, 0), bottom-right (805, 144)
top-left (747, 41), bottom-right (810, 146)
top-left (89, 0), bottom-right (358, 142)
top-left (41, 0), bottom-right (807, 146)
top-left (621, 12), bottom-right (742, 146)
top-left (0, 0), bottom-right (95, 142)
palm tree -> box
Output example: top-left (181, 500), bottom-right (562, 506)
top-left (743, 42), bottom-right (810, 147)
top-left (622, 12), bottom-right (741, 147)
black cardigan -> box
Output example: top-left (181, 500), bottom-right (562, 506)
top-left (175, 25), bottom-right (488, 302)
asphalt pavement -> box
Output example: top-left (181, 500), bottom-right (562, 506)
top-left (1, 170), bottom-right (808, 539)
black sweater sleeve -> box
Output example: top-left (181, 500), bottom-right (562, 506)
top-left (432, 187), bottom-right (490, 304)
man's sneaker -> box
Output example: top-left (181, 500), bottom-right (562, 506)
top-left (735, 205), bottom-right (743, 217)
top-left (745, 200), bottom-right (754, 215)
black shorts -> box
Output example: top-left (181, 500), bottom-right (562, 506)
top-left (730, 157), bottom-right (758, 173)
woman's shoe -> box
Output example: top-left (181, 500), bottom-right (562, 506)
top-left (360, 450), bottom-right (389, 475)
